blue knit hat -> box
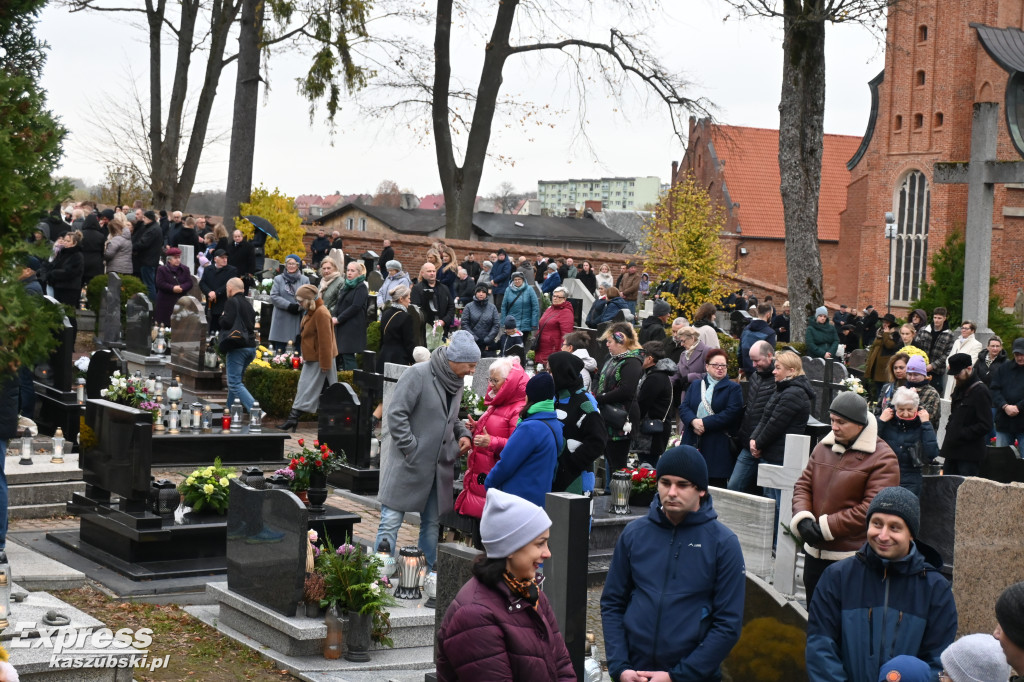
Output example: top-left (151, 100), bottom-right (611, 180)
top-left (876, 655), bottom-right (931, 682)
top-left (525, 372), bottom-right (554, 402)
top-left (656, 445), bottom-right (708, 491)
top-left (285, 254), bottom-right (302, 264)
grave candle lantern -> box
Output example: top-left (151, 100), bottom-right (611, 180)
top-left (394, 546), bottom-right (426, 599)
top-left (19, 429), bottom-right (33, 465)
top-left (230, 399), bottom-right (243, 432)
top-left (221, 412), bottom-right (231, 432)
top-left (166, 377), bottom-right (182, 403)
top-left (75, 378), bottom-right (86, 405)
top-left (291, 355), bottom-right (300, 370)
top-left (154, 397), bottom-right (166, 432)
top-left (191, 402), bottom-right (204, 433)
top-left (423, 571), bottom-right (437, 609)
top-left (249, 401), bottom-right (263, 432)
top-left (50, 428), bottom-right (65, 465)
top-left (168, 402), bottom-right (180, 434)
top-left (610, 470), bottom-right (632, 515)
top-left (146, 373), bottom-right (156, 393)
top-left (201, 405), bottom-right (213, 432)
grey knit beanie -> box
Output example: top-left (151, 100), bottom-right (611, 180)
top-left (866, 486), bottom-right (920, 538)
top-left (480, 489), bottom-right (552, 559)
top-left (829, 391), bottom-right (869, 426)
top-left (939, 633), bottom-right (1010, 682)
top-left (385, 259), bottom-right (402, 272)
top-left (996, 581), bottom-right (1024, 649)
top-left (446, 330), bottom-right (481, 363)
top-left (815, 306), bottom-right (828, 317)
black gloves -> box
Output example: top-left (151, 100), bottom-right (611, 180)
top-left (288, 303), bottom-right (300, 314)
top-left (798, 518), bottom-right (825, 547)
top-left (477, 473), bottom-right (487, 485)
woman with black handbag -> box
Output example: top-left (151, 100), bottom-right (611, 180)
top-left (634, 341), bottom-right (676, 466)
top-left (679, 348), bottom-right (744, 488)
top-left (594, 322), bottom-right (642, 491)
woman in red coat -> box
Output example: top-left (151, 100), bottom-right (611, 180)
top-left (437, 488), bottom-right (575, 682)
top-left (534, 287), bottom-right (575, 366)
top-left (454, 357), bottom-right (527, 521)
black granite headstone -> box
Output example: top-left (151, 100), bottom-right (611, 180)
top-left (544, 492), bottom-right (591, 681)
top-left (81, 398), bottom-right (153, 505)
top-left (42, 296), bottom-right (74, 392)
top-left (918, 474), bottom-right (964, 577)
top-left (125, 293), bottom-right (154, 356)
top-left (318, 382), bottom-right (366, 467)
top-left (979, 445), bottom-right (1024, 483)
top-left (98, 272), bottom-right (123, 347)
top-left (567, 298), bottom-right (583, 327)
top-left (85, 349), bottom-right (128, 399)
top-left (226, 479), bottom-right (308, 617)
top-left (170, 296), bottom-right (208, 371)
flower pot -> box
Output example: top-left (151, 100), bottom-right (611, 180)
top-left (344, 610), bottom-right (372, 662)
top-left (305, 601), bottom-right (325, 618)
top-left (296, 490), bottom-right (309, 505)
top-left (630, 490), bottom-right (655, 508)
top-left (308, 470), bottom-right (328, 513)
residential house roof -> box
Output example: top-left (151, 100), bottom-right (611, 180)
top-left (703, 125), bottom-right (861, 242)
top-left (472, 212), bottom-right (629, 244)
top-left (418, 194), bottom-right (445, 210)
top-left (319, 203), bottom-right (448, 234)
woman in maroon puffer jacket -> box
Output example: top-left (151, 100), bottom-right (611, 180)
top-left (437, 489), bottom-right (575, 682)
top-left (454, 357), bottom-right (527, 520)
top-left (534, 288), bottom-right (576, 366)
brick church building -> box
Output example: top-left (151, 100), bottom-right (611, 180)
top-left (678, 0), bottom-right (1024, 314)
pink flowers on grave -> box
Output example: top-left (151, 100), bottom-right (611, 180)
top-left (336, 543), bottom-right (356, 556)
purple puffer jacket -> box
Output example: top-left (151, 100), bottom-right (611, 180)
top-left (436, 577), bottom-right (575, 682)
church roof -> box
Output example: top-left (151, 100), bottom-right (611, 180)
top-left (973, 23), bottom-right (1024, 73)
top-left (707, 125), bottom-right (862, 242)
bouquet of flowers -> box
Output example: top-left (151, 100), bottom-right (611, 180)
top-left (425, 320), bottom-right (445, 351)
top-left (256, 278), bottom-right (274, 295)
top-left (178, 457), bottom-right (238, 514)
top-left (840, 377), bottom-right (866, 396)
top-left (460, 387), bottom-right (485, 415)
top-left (315, 535), bottom-right (395, 646)
top-left (626, 467), bottom-right (658, 496)
top-left (288, 438), bottom-right (347, 490)
top-left (99, 370), bottom-right (152, 408)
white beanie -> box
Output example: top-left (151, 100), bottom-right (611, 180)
top-left (940, 633), bottom-right (1010, 682)
top-left (480, 489), bottom-right (551, 559)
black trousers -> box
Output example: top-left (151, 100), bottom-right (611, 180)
top-left (943, 458), bottom-right (979, 477)
top-left (803, 554), bottom-right (838, 605)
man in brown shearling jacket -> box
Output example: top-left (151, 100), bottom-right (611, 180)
top-left (791, 391), bottom-right (899, 603)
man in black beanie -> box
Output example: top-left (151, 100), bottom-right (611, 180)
top-left (602, 445), bottom-right (745, 682)
top-left (792, 391), bottom-right (900, 602)
top-left (806, 486), bottom-right (957, 681)
top-left (996, 581), bottom-right (1024, 679)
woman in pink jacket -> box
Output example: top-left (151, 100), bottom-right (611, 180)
top-left (454, 357), bottom-right (527, 523)
top-left (534, 287), bottom-right (575, 366)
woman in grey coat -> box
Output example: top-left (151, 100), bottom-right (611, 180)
top-left (376, 260), bottom-right (412, 309)
top-left (103, 216), bottom-right (134, 275)
top-left (374, 330), bottom-right (480, 570)
top-left (268, 254), bottom-right (309, 352)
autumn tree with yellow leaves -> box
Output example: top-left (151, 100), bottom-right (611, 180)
top-left (237, 185), bottom-right (306, 264)
top-left (641, 175), bottom-right (732, 321)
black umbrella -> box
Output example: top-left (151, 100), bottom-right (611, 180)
top-left (242, 215), bottom-right (279, 240)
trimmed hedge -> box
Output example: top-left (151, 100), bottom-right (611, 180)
top-left (86, 273), bottom-right (148, 316)
top-left (366, 320), bottom-right (381, 353)
top-left (244, 366), bottom-right (358, 418)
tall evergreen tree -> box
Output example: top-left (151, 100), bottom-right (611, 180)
top-left (0, 0), bottom-right (70, 375)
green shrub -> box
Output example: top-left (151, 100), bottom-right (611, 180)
top-left (244, 366), bottom-right (357, 418)
top-left (777, 341), bottom-right (807, 356)
top-left (717, 333), bottom-right (739, 378)
top-left (366, 321), bottom-right (381, 353)
top-left (85, 273), bottom-right (148, 317)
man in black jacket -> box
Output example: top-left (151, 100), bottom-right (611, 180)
top-left (991, 337), bottom-right (1024, 449)
top-left (941, 353), bottom-right (993, 476)
top-left (199, 250), bottom-right (238, 332)
top-left (638, 299), bottom-right (670, 343)
top-left (79, 209), bottom-right (107, 285)
top-left (310, 229), bottom-right (331, 268)
top-left (219, 277), bottom-right (258, 410)
top-left (460, 252), bottom-right (481, 281)
top-left (132, 210), bottom-right (163, 300)
top-left (772, 301), bottom-right (791, 343)
top-left (411, 262), bottom-right (454, 333)
top-left (727, 340), bottom-right (776, 494)
top-left (378, 239), bottom-right (394, 274)
top-left (227, 229), bottom-right (257, 289)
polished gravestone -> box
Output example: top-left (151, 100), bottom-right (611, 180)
top-left (125, 293), bottom-right (154, 356)
top-left (226, 479), bottom-right (307, 617)
top-left (366, 270), bottom-right (384, 294)
top-left (168, 295), bottom-right (223, 391)
top-left (151, 426), bottom-right (290, 467)
top-left (720, 573), bottom-right (808, 681)
top-left (51, 400), bottom-right (357, 580)
top-left (97, 272), bottom-right (124, 348)
top-left (33, 298), bottom-right (82, 445)
top-left (84, 348), bottom-right (128, 400)
top-left (918, 474), bottom-right (964, 579)
top-left (321, 382), bottom-right (378, 493)
top-left (978, 445), bottom-right (1024, 483)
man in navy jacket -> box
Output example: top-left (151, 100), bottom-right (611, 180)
top-left (806, 486), bottom-right (957, 681)
top-left (601, 445), bottom-right (745, 682)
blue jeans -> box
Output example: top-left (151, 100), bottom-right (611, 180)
top-left (996, 431), bottom-right (1024, 449)
top-left (763, 486), bottom-right (782, 549)
top-left (375, 478), bottom-right (440, 571)
top-left (226, 347), bottom-right (257, 411)
top-left (0, 440), bottom-right (8, 551)
top-left (140, 266), bottom-right (157, 301)
top-left (727, 449), bottom-right (759, 493)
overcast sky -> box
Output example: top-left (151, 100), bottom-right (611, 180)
top-left (37, 1), bottom-right (885, 200)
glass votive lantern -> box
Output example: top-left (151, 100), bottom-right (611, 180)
top-left (610, 470), bottom-right (633, 515)
top-left (19, 429), bottom-right (33, 465)
top-left (249, 401), bottom-right (263, 432)
top-left (179, 402), bottom-right (190, 430)
top-left (394, 546), bottom-right (426, 599)
top-left (221, 411), bottom-right (231, 432)
top-left (201, 405), bottom-right (213, 432)
top-left (168, 402), bottom-right (180, 434)
top-left (191, 402), bottom-right (204, 434)
top-left (75, 378), bottom-right (86, 405)
top-left (146, 373), bottom-right (156, 393)
top-left (51, 428), bottom-right (65, 465)
top-left (423, 571), bottom-right (437, 609)
top-left (230, 399), bottom-right (243, 432)
top-left (154, 397), bottom-right (166, 432)
top-left (375, 538), bottom-right (396, 580)
top-left (166, 377), bottom-right (183, 403)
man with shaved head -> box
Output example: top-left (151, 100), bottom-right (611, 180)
top-left (220, 277), bottom-right (258, 411)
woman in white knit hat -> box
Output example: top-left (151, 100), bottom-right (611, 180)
top-left (436, 489), bottom-right (574, 681)
top-left (939, 633), bottom-right (1010, 682)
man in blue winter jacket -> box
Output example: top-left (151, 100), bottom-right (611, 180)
top-left (601, 445), bottom-right (745, 682)
top-left (805, 486), bottom-right (957, 681)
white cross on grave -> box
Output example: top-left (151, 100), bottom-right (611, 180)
top-left (756, 433), bottom-right (811, 597)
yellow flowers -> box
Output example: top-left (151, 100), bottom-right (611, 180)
top-left (219, 477), bottom-right (229, 487)
top-left (203, 483), bottom-right (214, 494)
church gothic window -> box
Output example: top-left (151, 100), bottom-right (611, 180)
top-left (891, 170), bottom-right (930, 303)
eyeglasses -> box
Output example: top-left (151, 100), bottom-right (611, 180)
top-left (552, 295), bottom-right (566, 300)
top-left (707, 363), bottom-right (728, 369)
top-left (961, 325), bottom-right (973, 330)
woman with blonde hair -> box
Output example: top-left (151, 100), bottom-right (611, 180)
top-left (280, 284), bottom-right (337, 431)
top-left (211, 222), bottom-right (230, 252)
top-left (103, 214), bottom-right (133, 275)
top-left (437, 246), bottom-right (459, 298)
top-left (595, 263), bottom-right (614, 290)
top-left (332, 260), bottom-right (368, 370)
top-left (317, 256), bottom-right (343, 312)
top-left (595, 322), bottom-right (643, 485)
